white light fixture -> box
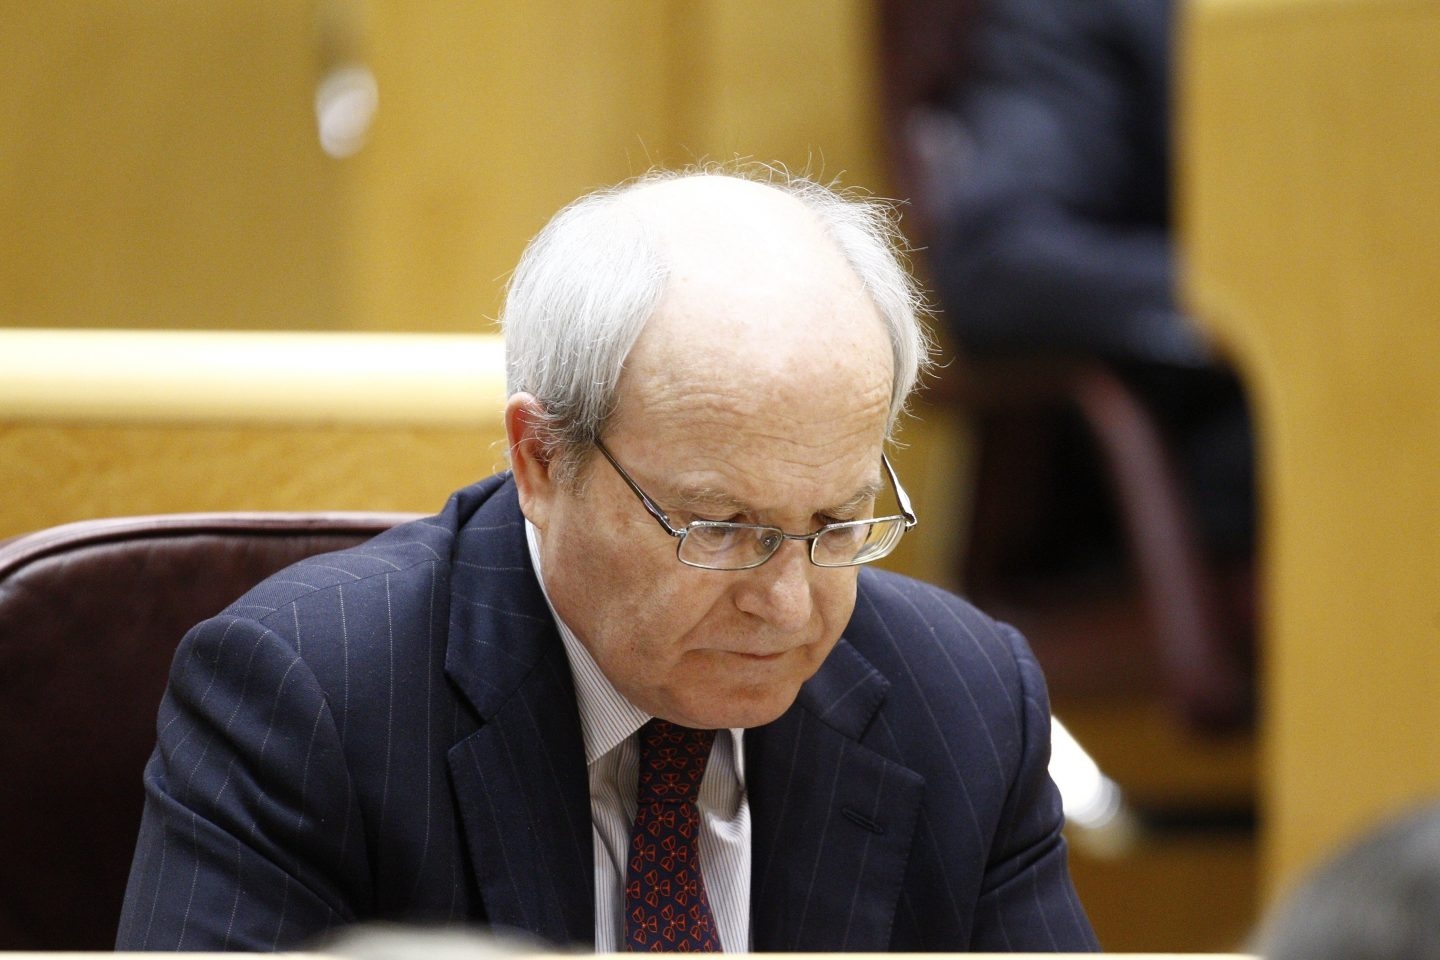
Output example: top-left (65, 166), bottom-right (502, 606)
top-left (1049, 715), bottom-right (1138, 856)
top-left (315, 64), bottom-right (378, 159)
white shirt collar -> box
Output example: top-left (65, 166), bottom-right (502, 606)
top-left (524, 519), bottom-right (744, 772)
top-left (525, 519), bottom-right (649, 764)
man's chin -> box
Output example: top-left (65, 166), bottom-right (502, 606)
top-left (650, 643), bottom-right (833, 728)
top-left (665, 679), bottom-right (805, 730)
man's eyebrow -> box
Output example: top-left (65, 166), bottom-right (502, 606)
top-left (671, 486), bottom-right (749, 514)
top-left (829, 479), bottom-right (886, 516)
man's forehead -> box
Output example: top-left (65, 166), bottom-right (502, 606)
top-left (605, 363), bottom-right (893, 533)
top-left (621, 434), bottom-right (889, 515)
top-left (606, 174), bottom-right (895, 510)
top-left (668, 474), bottom-right (886, 514)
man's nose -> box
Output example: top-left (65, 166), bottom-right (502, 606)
top-left (735, 539), bottom-right (815, 630)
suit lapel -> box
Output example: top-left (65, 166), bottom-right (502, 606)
top-left (748, 638), bottom-right (924, 951)
top-left (441, 480), bottom-right (594, 946)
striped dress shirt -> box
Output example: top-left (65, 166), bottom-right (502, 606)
top-left (526, 523), bottom-right (751, 952)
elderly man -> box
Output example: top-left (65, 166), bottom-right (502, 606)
top-left (117, 168), bottom-right (1097, 952)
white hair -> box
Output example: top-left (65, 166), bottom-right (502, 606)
top-left (501, 164), bottom-right (936, 482)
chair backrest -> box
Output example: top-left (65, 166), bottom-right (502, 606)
top-left (0, 511), bottom-right (420, 950)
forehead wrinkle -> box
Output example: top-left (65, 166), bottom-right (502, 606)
top-left (635, 379), bottom-right (889, 451)
top-left (666, 466), bottom-right (883, 513)
top-left (638, 434), bottom-right (886, 520)
top-left (655, 477), bottom-right (885, 530)
top-left (619, 389), bottom-right (890, 508)
top-left (632, 388), bottom-right (881, 465)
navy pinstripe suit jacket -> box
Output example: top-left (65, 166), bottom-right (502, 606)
top-left (116, 475), bottom-right (1097, 952)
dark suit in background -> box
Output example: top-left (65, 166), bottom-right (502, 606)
top-left (116, 474), bottom-right (1096, 951)
top-left (923, 0), bottom-right (1186, 364)
top-left (906, 0), bottom-right (1253, 571)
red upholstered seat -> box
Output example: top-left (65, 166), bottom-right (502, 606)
top-left (0, 512), bottom-right (417, 949)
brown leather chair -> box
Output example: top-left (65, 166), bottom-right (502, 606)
top-left (942, 357), bottom-right (1253, 729)
top-left (0, 511), bottom-right (419, 950)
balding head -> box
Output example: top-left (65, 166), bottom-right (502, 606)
top-left (606, 175), bottom-right (894, 467)
top-left (617, 171), bottom-right (853, 279)
top-left (501, 166), bottom-right (933, 483)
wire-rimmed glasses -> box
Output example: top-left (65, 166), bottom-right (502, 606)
top-left (593, 440), bottom-right (918, 571)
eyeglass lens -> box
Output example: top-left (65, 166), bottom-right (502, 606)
top-left (678, 516), bottom-right (907, 570)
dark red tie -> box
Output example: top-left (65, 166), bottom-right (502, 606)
top-left (625, 719), bottom-right (722, 952)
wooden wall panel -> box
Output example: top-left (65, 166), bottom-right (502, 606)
top-left (1179, 0), bottom-right (1440, 897)
top-left (0, 330), bottom-right (509, 538)
top-left (0, 1), bottom-right (343, 331)
top-left (1, 2), bottom-right (885, 335)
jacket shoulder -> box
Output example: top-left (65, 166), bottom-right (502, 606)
top-left (226, 474), bottom-right (512, 618)
top-left (845, 567), bottom-right (1048, 755)
top-left (849, 567), bottom-right (1031, 680)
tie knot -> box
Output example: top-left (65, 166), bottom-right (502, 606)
top-left (636, 718), bottom-right (716, 805)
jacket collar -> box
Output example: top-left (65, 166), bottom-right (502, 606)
top-left (747, 616), bottom-right (925, 951)
top-left (442, 478), bottom-right (595, 946)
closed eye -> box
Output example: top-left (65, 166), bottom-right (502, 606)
top-left (819, 504), bottom-right (876, 526)
top-left (686, 513), bottom-right (747, 526)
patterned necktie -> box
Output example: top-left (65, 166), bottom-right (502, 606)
top-left (625, 718), bottom-right (722, 952)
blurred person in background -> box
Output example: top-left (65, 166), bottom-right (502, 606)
top-left (875, 0), bottom-right (1261, 731)
top-left (1252, 802), bottom-right (1440, 960)
top-left (883, 0), bottom-right (1256, 725)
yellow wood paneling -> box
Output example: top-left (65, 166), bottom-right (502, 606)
top-left (1179, 0), bottom-right (1440, 897)
top-left (0, 329), bottom-right (509, 538)
top-left (0, 328), bottom-right (505, 425)
top-left (664, 1), bottom-right (885, 190)
top-left (2, 2), bottom-right (886, 335)
top-left (0, 422), bottom-right (505, 539)
top-left (0, 1), bottom-right (343, 331)
top-left (345, 2), bottom-right (675, 333)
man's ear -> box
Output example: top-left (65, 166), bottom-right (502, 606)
top-left (505, 392), bottom-right (556, 528)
